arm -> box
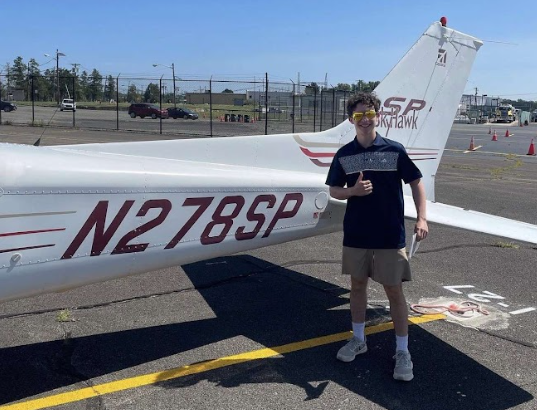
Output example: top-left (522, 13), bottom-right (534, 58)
top-left (409, 178), bottom-right (428, 241)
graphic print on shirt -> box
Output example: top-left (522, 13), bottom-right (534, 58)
top-left (339, 152), bottom-right (399, 175)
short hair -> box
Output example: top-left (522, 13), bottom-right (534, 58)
top-left (346, 92), bottom-right (381, 117)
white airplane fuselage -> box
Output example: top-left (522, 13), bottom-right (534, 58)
top-left (0, 144), bottom-right (342, 302)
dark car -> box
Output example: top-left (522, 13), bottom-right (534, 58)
top-left (167, 107), bottom-right (199, 120)
top-left (128, 103), bottom-right (168, 119)
top-left (0, 101), bottom-right (17, 112)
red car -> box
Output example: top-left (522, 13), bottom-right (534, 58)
top-left (128, 103), bottom-right (168, 119)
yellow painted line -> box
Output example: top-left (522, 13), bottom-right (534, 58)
top-left (0, 314), bottom-right (444, 410)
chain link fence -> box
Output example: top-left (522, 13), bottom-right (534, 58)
top-left (0, 74), bottom-right (354, 137)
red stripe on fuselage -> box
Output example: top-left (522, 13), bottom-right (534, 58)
top-left (0, 244), bottom-right (55, 254)
top-left (0, 228), bottom-right (65, 237)
top-left (300, 147), bottom-right (335, 158)
top-left (310, 159), bottom-right (331, 167)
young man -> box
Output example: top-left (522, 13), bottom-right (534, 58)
top-left (325, 92), bottom-right (428, 381)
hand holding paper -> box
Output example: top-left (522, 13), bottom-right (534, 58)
top-left (409, 233), bottom-right (420, 259)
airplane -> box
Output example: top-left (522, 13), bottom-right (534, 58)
top-left (1, 18), bottom-right (537, 304)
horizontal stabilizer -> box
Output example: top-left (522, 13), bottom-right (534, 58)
top-left (405, 199), bottom-right (537, 245)
top-left (328, 197), bottom-right (537, 245)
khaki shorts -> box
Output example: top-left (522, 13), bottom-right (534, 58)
top-left (342, 247), bottom-right (411, 286)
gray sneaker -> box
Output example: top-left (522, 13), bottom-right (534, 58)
top-left (336, 337), bottom-right (367, 362)
top-left (393, 350), bottom-right (414, 381)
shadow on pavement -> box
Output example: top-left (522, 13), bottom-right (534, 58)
top-left (0, 255), bottom-right (532, 409)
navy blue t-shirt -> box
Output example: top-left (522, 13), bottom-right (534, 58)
top-left (325, 133), bottom-right (422, 249)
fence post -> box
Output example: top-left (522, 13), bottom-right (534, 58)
top-left (292, 88), bottom-right (296, 133)
top-left (209, 77), bottom-right (213, 137)
top-left (332, 88), bottom-right (336, 127)
top-left (159, 76), bottom-right (163, 135)
top-left (116, 74), bottom-right (120, 130)
top-left (313, 87), bottom-right (317, 132)
top-left (320, 90), bottom-right (324, 132)
top-left (72, 76), bottom-right (76, 128)
top-left (265, 73), bottom-right (268, 135)
top-left (31, 75), bottom-right (35, 125)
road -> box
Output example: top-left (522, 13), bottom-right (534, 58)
top-left (0, 123), bottom-right (535, 410)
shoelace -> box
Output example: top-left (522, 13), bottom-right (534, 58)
top-left (347, 338), bottom-right (365, 351)
top-left (394, 352), bottom-right (411, 367)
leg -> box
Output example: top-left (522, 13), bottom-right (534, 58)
top-left (383, 283), bottom-right (408, 337)
top-left (336, 277), bottom-right (369, 362)
top-left (384, 283), bottom-right (413, 381)
top-left (337, 248), bottom-right (370, 362)
top-left (350, 276), bottom-right (368, 324)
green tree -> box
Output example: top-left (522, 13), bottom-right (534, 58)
top-left (222, 88), bottom-right (234, 93)
top-left (144, 83), bottom-right (160, 103)
top-left (11, 57), bottom-right (27, 91)
top-left (58, 68), bottom-right (76, 100)
top-left (336, 83), bottom-right (351, 91)
top-left (88, 69), bottom-right (103, 101)
top-left (27, 58), bottom-right (42, 101)
top-left (104, 75), bottom-right (115, 101)
top-left (304, 82), bottom-right (320, 95)
top-left (78, 71), bottom-right (89, 101)
top-left (354, 80), bottom-right (380, 92)
top-left (127, 83), bottom-right (137, 102)
top-left (41, 68), bottom-right (55, 101)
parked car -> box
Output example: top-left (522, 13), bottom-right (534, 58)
top-left (0, 101), bottom-right (17, 112)
top-left (128, 103), bottom-right (168, 119)
top-left (60, 98), bottom-right (76, 111)
top-left (167, 107), bottom-right (199, 120)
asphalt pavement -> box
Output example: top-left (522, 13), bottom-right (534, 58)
top-left (0, 123), bottom-right (536, 410)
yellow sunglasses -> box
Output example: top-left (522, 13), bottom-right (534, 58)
top-left (352, 110), bottom-right (377, 122)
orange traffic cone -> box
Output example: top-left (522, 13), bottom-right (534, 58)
top-left (468, 136), bottom-right (476, 151)
top-left (505, 129), bottom-right (510, 137)
top-left (488, 126), bottom-right (491, 134)
top-left (491, 130), bottom-right (498, 141)
top-left (527, 139), bottom-right (536, 156)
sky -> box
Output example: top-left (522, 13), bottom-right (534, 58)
top-left (2, 1), bottom-right (537, 99)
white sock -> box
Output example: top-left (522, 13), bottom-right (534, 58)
top-left (352, 322), bottom-right (365, 342)
top-left (396, 335), bottom-right (409, 352)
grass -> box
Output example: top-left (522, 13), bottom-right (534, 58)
top-left (493, 241), bottom-right (520, 249)
top-left (490, 154), bottom-right (523, 179)
top-left (56, 309), bottom-right (75, 322)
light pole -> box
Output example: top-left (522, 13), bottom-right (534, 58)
top-left (152, 63), bottom-right (175, 108)
top-left (44, 49), bottom-right (66, 105)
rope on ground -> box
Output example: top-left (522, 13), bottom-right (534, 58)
top-left (410, 301), bottom-right (489, 317)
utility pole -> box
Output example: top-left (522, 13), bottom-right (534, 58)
top-left (46, 49), bottom-right (66, 105)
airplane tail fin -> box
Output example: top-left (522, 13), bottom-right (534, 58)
top-left (54, 21), bottom-right (482, 202)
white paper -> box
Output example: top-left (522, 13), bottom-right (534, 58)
top-left (409, 233), bottom-right (420, 259)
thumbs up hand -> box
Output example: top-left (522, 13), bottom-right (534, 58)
top-left (350, 172), bottom-right (373, 197)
